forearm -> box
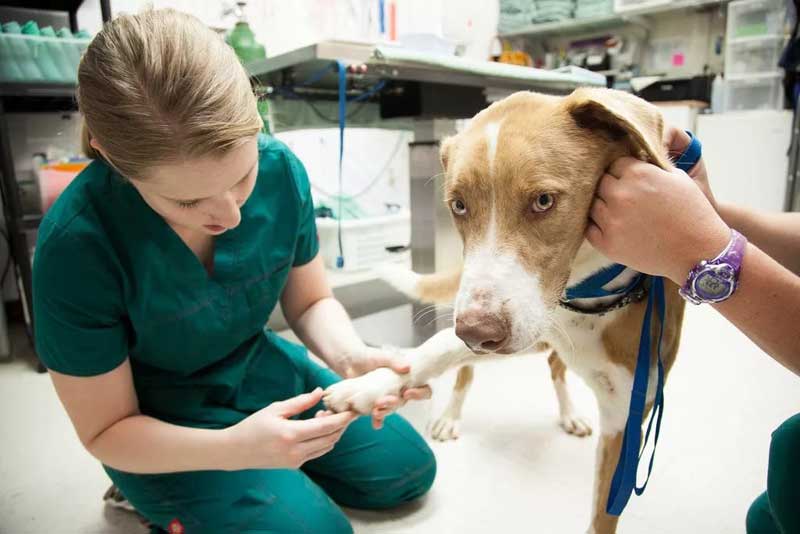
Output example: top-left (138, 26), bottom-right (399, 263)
top-left (719, 203), bottom-right (800, 275)
top-left (710, 243), bottom-right (800, 376)
top-left (290, 297), bottom-right (367, 369)
top-left (87, 414), bottom-right (235, 474)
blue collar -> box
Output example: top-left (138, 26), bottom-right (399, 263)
top-left (562, 132), bottom-right (702, 516)
top-left (560, 263), bottom-right (648, 315)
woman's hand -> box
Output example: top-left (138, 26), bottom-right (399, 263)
top-left (225, 388), bottom-right (357, 470)
top-left (586, 157), bottom-right (731, 285)
top-left (335, 346), bottom-right (432, 430)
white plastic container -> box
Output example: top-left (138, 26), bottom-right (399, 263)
top-left (725, 36), bottom-right (785, 77)
top-left (316, 210), bottom-right (411, 272)
top-left (723, 73), bottom-right (784, 111)
top-left (727, 0), bottom-right (787, 40)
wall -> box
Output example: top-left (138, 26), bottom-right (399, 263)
top-left (74, 0), bottom-right (501, 222)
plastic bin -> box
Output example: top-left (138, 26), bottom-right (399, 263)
top-left (725, 36), bottom-right (785, 77)
top-left (316, 210), bottom-right (411, 272)
top-left (0, 31), bottom-right (89, 83)
top-left (35, 161), bottom-right (88, 212)
top-left (723, 73), bottom-right (784, 111)
top-left (727, 0), bottom-right (787, 39)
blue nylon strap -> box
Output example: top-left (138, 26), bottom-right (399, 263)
top-left (565, 264), bottom-right (644, 300)
top-left (601, 131), bottom-right (701, 516)
top-left (336, 60), bottom-right (347, 268)
top-left (674, 131), bottom-right (702, 173)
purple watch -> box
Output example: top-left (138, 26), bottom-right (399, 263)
top-left (679, 229), bottom-right (747, 305)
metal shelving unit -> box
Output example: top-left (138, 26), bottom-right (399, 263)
top-left (0, 1), bottom-right (110, 370)
top-left (499, 0), bottom-right (730, 38)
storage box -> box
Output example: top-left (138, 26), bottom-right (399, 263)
top-left (727, 0), bottom-right (787, 40)
top-left (35, 161), bottom-right (88, 212)
top-left (725, 36), bottom-right (785, 77)
top-left (0, 33), bottom-right (89, 84)
top-left (316, 210), bottom-right (411, 272)
top-left (723, 73), bottom-right (784, 111)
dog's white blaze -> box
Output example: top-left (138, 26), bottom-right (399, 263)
top-left (457, 205), bottom-right (548, 351)
top-left (485, 121), bottom-right (501, 176)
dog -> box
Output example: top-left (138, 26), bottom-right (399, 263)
top-left (323, 87), bottom-right (686, 534)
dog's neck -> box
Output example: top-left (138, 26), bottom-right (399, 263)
top-left (563, 240), bottom-right (642, 310)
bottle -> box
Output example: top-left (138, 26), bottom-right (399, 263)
top-left (711, 74), bottom-right (724, 114)
top-left (21, 20), bottom-right (62, 82)
top-left (2, 21), bottom-right (43, 81)
top-left (225, 2), bottom-right (266, 65)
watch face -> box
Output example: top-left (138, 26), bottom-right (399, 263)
top-left (694, 270), bottom-right (732, 300)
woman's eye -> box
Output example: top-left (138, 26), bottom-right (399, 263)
top-left (176, 200), bottom-right (200, 209)
top-left (451, 199), bottom-right (467, 216)
top-left (532, 193), bottom-right (555, 213)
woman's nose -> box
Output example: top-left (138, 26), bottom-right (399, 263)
top-left (209, 192), bottom-right (241, 229)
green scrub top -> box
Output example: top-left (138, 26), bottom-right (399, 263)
top-left (33, 134), bottom-right (320, 429)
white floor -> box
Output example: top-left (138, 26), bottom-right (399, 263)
top-left (2, 304), bottom-right (799, 534)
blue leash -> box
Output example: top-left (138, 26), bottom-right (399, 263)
top-left (564, 133), bottom-right (702, 516)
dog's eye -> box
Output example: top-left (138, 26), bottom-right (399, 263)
top-left (451, 199), bottom-right (467, 216)
top-left (532, 193), bottom-right (555, 213)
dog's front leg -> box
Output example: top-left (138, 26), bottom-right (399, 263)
top-left (323, 328), bottom-right (472, 414)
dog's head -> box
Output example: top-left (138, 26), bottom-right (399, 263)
top-left (443, 88), bottom-right (670, 354)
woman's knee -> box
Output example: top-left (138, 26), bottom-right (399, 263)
top-left (361, 440), bottom-right (437, 509)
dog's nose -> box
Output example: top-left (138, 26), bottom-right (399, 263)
top-left (455, 311), bottom-right (509, 353)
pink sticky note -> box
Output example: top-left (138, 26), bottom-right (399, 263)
top-left (672, 53), bottom-right (685, 67)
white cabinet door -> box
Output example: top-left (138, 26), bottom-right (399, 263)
top-left (697, 110), bottom-right (792, 213)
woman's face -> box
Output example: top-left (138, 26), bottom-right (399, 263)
top-left (129, 137), bottom-right (259, 236)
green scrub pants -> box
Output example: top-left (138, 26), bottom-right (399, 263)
top-left (106, 360), bottom-right (437, 534)
top-left (746, 413), bottom-right (800, 534)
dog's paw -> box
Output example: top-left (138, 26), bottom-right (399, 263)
top-left (429, 415), bottom-right (461, 441)
top-left (323, 368), bottom-right (404, 415)
top-left (559, 414), bottom-right (593, 437)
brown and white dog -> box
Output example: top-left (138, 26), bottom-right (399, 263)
top-left (323, 87), bottom-right (686, 534)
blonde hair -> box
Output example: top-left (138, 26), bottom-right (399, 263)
top-left (78, 8), bottom-right (262, 179)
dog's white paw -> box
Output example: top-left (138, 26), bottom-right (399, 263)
top-left (323, 368), bottom-right (404, 415)
top-left (429, 415), bottom-right (461, 441)
top-left (559, 414), bottom-right (593, 437)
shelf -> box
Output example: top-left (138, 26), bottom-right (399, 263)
top-left (18, 215), bottom-right (43, 231)
top-left (500, 0), bottom-right (730, 38)
top-left (0, 1), bottom-right (84, 12)
top-left (0, 82), bottom-right (76, 98)
top-left (501, 14), bottom-right (626, 38)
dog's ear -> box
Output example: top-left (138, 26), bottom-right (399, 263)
top-left (439, 135), bottom-right (455, 173)
top-left (565, 88), bottom-right (671, 170)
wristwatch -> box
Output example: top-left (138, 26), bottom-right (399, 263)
top-left (679, 229), bottom-right (747, 305)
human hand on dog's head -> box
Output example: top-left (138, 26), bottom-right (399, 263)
top-left (336, 346), bottom-right (432, 430)
top-left (663, 126), bottom-right (717, 211)
top-left (586, 156), bottom-right (731, 285)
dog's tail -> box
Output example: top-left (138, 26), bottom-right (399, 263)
top-left (375, 263), bottom-right (461, 305)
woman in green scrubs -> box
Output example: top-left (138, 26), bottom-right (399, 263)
top-left (33, 10), bottom-right (435, 534)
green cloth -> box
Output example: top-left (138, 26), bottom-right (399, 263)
top-left (747, 413), bottom-right (800, 534)
top-left (33, 133), bottom-right (319, 428)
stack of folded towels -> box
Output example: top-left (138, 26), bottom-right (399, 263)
top-left (574, 0), bottom-right (614, 19)
top-left (499, 0), bottom-right (577, 31)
